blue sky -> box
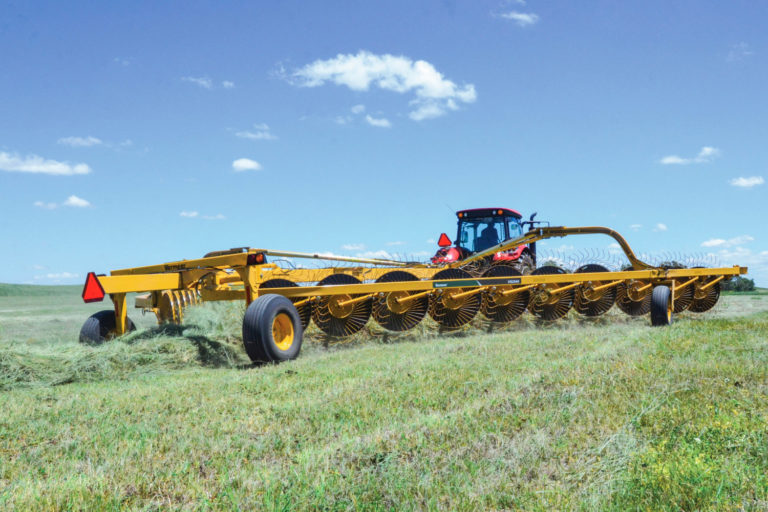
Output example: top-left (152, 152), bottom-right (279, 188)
top-left (1, 1), bottom-right (766, 285)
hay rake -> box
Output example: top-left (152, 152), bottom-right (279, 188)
top-left (79, 225), bottom-right (747, 363)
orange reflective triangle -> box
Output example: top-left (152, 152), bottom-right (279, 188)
top-left (82, 272), bottom-right (105, 303)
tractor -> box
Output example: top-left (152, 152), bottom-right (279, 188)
top-left (432, 208), bottom-right (538, 274)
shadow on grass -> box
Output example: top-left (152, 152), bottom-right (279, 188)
top-left (124, 323), bottom-right (255, 369)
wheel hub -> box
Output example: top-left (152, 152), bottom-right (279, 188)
top-left (386, 291), bottom-right (412, 314)
top-left (271, 313), bottom-right (294, 351)
top-left (441, 291), bottom-right (468, 310)
top-left (328, 295), bottom-right (355, 318)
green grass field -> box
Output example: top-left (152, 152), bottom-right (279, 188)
top-left (1, 284), bottom-right (767, 510)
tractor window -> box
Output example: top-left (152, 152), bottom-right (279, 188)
top-left (507, 218), bottom-right (523, 239)
top-left (458, 217), bottom-right (506, 253)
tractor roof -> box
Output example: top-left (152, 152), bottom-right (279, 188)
top-left (457, 208), bottom-right (522, 219)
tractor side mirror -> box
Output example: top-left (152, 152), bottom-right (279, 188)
top-left (437, 233), bottom-right (452, 247)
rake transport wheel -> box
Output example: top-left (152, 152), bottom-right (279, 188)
top-left (616, 281), bottom-right (652, 316)
top-left (481, 265), bottom-right (529, 323)
top-left (429, 268), bottom-right (481, 330)
top-left (650, 285), bottom-right (673, 326)
top-left (242, 294), bottom-right (303, 363)
top-left (79, 310), bottom-right (136, 345)
top-left (260, 278), bottom-right (312, 329)
top-left (689, 276), bottom-right (721, 313)
top-left (528, 266), bottom-right (574, 321)
top-left (372, 271), bottom-right (427, 331)
top-left (312, 274), bottom-right (372, 337)
top-left (574, 264), bottom-right (617, 317)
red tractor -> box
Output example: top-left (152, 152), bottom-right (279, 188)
top-left (431, 208), bottom-right (538, 273)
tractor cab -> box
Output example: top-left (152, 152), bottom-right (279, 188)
top-left (432, 208), bottom-right (535, 272)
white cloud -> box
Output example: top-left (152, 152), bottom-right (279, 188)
top-left (57, 136), bottom-right (102, 147)
top-left (232, 158), bottom-right (262, 172)
top-left (63, 195), bottom-right (91, 208)
top-left (342, 243), bottom-right (365, 251)
top-left (409, 102), bottom-right (448, 121)
top-left (701, 235), bottom-right (754, 248)
top-left (235, 123), bottom-right (277, 141)
top-left (730, 176), bottom-right (764, 188)
top-left (0, 152), bottom-right (91, 175)
top-left (351, 104), bottom-right (366, 114)
top-left (182, 76), bottom-right (213, 89)
top-left (704, 246), bottom-right (768, 286)
top-left (119, 139), bottom-right (134, 147)
top-left (659, 146), bottom-right (720, 165)
top-left (727, 42), bottom-right (754, 62)
top-left (33, 201), bottom-right (58, 210)
top-left (653, 223), bottom-right (668, 232)
top-left (113, 57), bottom-right (130, 67)
top-left (426, 238), bottom-right (436, 244)
top-left (335, 116), bottom-right (352, 125)
top-left (500, 11), bottom-right (540, 26)
top-left (292, 51), bottom-right (477, 121)
top-left (221, 80), bottom-right (235, 89)
top-left (630, 224), bottom-right (642, 231)
top-left (33, 272), bottom-right (79, 282)
top-left (179, 210), bottom-right (223, 220)
top-left (365, 114), bottom-right (392, 128)
top-left (386, 241), bottom-right (406, 246)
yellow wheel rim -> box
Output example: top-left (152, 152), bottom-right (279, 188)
top-left (667, 294), bottom-right (673, 323)
top-left (272, 313), bottom-right (294, 351)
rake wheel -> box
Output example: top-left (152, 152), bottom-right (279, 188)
top-left (312, 274), bottom-right (371, 337)
top-left (372, 271), bottom-right (428, 331)
top-left (616, 281), bottom-right (651, 316)
top-left (481, 265), bottom-right (529, 323)
top-left (689, 276), bottom-right (721, 313)
top-left (672, 280), bottom-right (694, 313)
top-left (574, 264), bottom-right (616, 317)
top-left (428, 268), bottom-right (480, 330)
top-left (528, 266), bottom-right (574, 321)
top-left (157, 290), bottom-right (182, 324)
top-left (260, 278), bottom-right (312, 329)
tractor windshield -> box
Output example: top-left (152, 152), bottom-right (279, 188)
top-left (458, 217), bottom-right (506, 253)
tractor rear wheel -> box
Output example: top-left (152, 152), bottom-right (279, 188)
top-left (242, 294), bottom-right (303, 363)
top-left (650, 286), bottom-right (673, 326)
top-left (512, 252), bottom-right (535, 275)
top-left (79, 310), bottom-right (136, 345)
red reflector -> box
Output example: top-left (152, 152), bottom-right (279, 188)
top-left (437, 233), bottom-right (452, 247)
top-left (82, 272), bottom-right (105, 303)
top-left (246, 252), bottom-right (267, 265)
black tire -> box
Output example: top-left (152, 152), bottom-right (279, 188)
top-left (242, 294), bottom-right (303, 363)
top-left (650, 286), bottom-right (673, 326)
top-left (79, 310), bottom-right (136, 345)
top-left (512, 251), bottom-right (535, 275)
